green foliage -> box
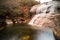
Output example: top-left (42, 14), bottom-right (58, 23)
top-left (0, 0), bottom-right (38, 16)
top-left (0, 0), bottom-right (39, 20)
top-left (19, 0), bottom-right (39, 18)
top-left (20, 0), bottom-right (39, 6)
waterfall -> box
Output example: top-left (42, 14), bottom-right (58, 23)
top-left (28, 1), bottom-right (60, 40)
top-left (28, 13), bottom-right (55, 40)
top-left (28, 13), bottom-right (55, 29)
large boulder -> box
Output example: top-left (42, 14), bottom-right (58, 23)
top-left (30, 1), bottom-right (60, 14)
top-left (29, 1), bottom-right (60, 39)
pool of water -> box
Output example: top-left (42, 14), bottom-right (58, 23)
top-left (0, 23), bottom-right (35, 40)
top-left (0, 23), bottom-right (60, 40)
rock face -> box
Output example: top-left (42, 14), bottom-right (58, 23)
top-left (29, 1), bottom-right (60, 30)
top-left (30, 1), bottom-right (60, 14)
top-left (29, 1), bottom-right (60, 40)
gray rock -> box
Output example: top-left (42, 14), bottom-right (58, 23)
top-left (36, 1), bottom-right (60, 14)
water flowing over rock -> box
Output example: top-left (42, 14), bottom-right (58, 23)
top-left (28, 1), bottom-right (60, 40)
top-left (30, 1), bottom-right (60, 14)
top-left (28, 13), bottom-right (56, 40)
top-left (29, 1), bottom-right (60, 30)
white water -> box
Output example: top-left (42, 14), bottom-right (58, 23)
top-left (35, 0), bottom-right (52, 3)
top-left (28, 13), bottom-right (55, 40)
top-left (28, 1), bottom-right (60, 40)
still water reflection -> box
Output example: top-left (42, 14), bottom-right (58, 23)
top-left (0, 24), bottom-right (36, 40)
top-left (0, 23), bottom-right (58, 40)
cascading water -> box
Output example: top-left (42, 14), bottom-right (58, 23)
top-left (28, 13), bottom-right (55, 40)
top-left (28, 1), bottom-right (60, 40)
